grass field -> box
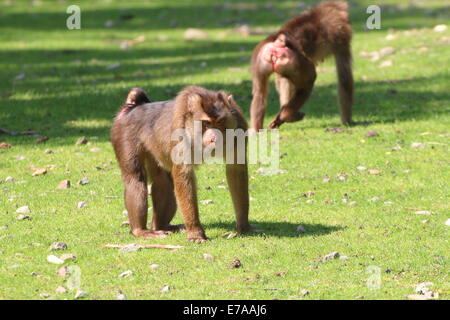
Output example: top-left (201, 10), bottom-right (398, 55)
top-left (0, 0), bottom-right (449, 300)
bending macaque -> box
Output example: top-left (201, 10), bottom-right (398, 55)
top-left (111, 86), bottom-right (250, 242)
top-left (250, 1), bottom-right (354, 130)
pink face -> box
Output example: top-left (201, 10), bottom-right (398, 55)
top-left (260, 36), bottom-right (295, 73)
top-left (202, 128), bottom-right (220, 148)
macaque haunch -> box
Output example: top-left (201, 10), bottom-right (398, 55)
top-left (111, 86), bottom-right (250, 242)
top-left (250, 1), bottom-right (354, 130)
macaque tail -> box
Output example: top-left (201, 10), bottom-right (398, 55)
top-left (117, 88), bottom-right (151, 119)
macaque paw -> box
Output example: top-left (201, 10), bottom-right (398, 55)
top-left (154, 224), bottom-right (185, 233)
top-left (187, 230), bottom-right (207, 243)
top-left (132, 229), bottom-right (168, 239)
top-left (268, 116), bottom-right (283, 129)
top-left (237, 224), bottom-right (251, 234)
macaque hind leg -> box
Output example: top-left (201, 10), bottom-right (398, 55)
top-left (123, 163), bottom-right (167, 239)
top-left (148, 160), bottom-right (182, 233)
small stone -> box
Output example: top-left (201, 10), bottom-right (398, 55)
top-left (118, 270), bottom-right (133, 278)
top-left (321, 251), bottom-right (340, 262)
top-left (306, 199), bottom-right (314, 204)
top-left (357, 166), bottom-right (367, 171)
top-left (379, 60), bottom-right (393, 68)
top-left (300, 289), bottom-right (310, 296)
top-left (39, 293), bottom-right (50, 298)
top-left (60, 254), bottom-right (76, 261)
top-left (296, 225), bottom-right (306, 233)
top-left (44, 149), bottom-right (53, 154)
top-left (184, 28), bottom-right (209, 41)
top-left (149, 264), bottom-right (160, 270)
top-left (36, 136), bottom-right (49, 143)
top-left (203, 253), bottom-right (214, 260)
top-left (16, 155), bottom-right (26, 160)
top-left (386, 34), bottom-right (395, 41)
top-left (337, 175), bottom-right (346, 181)
top-left (348, 201), bottom-right (357, 206)
top-left (415, 211), bottom-right (432, 215)
top-left (32, 168), bottom-right (47, 176)
top-left (379, 47), bottom-right (395, 56)
top-left (223, 231), bottom-right (237, 239)
top-left (229, 259), bottom-right (242, 268)
top-left (106, 62), bottom-right (121, 70)
top-left (77, 201), bottom-right (87, 209)
top-left (421, 220), bottom-right (429, 224)
top-left (16, 206), bottom-right (31, 214)
top-left (56, 266), bottom-right (69, 277)
top-left (47, 255), bottom-right (64, 264)
top-left (75, 137), bottom-right (88, 145)
top-left (160, 285), bottom-right (170, 292)
top-left (433, 24), bottom-right (447, 32)
top-left (116, 294), bottom-right (127, 300)
top-left (339, 255), bottom-right (349, 260)
top-left (369, 169), bottom-right (380, 175)
top-left (104, 20), bottom-right (114, 28)
top-left (57, 180), bottom-right (71, 189)
top-left (55, 286), bottom-right (67, 294)
top-left (445, 219), bottom-right (450, 226)
top-left (5, 176), bottom-right (14, 182)
top-left (77, 177), bottom-right (90, 185)
top-left (50, 242), bottom-right (68, 250)
top-left (411, 142), bottom-right (425, 148)
top-left (201, 199), bottom-right (213, 205)
top-left (301, 190), bottom-right (315, 198)
top-left (89, 147), bottom-right (101, 153)
top-left (368, 196), bottom-right (380, 202)
top-left (74, 289), bottom-right (88, 299)
top-left (365, 131), bottom-right (379, 137)
top-left (17, 214), bottom-right (30, 220)
top-left (322, 177), bottom-right (331, 183)
top-left (384, 201), bottom-right (393, 205)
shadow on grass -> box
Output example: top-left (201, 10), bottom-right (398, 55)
top-left (1, 1), bottom-right (447, 32)
top-left (207, 221), bottom-right (344, 238)
top-left (1, 74), bottom-right (448, 146)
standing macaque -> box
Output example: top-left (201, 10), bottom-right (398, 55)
top-left (250, 1), bottom-right (354, 130)
top-left (111, 86), bottom-right (250, 242)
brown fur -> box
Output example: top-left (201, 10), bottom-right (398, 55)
top-left (250, 1), bottom-right (354, 130)
top-left (111, 86), bottom-right (249, 242)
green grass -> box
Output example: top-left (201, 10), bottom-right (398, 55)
top-left (0, 0), bottom-right (449, 300)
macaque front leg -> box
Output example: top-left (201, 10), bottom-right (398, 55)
top-left (250, 73), bottom-right (270, 132)
top-left (269, 84), bottom-right (312, 129)
top-left (226, 163), bottom-right (250, 233)
top-left (172, 165), bottom-right (206, 242)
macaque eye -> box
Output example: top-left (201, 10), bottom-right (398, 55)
top-left (203, 120), bottom-right (212, 128)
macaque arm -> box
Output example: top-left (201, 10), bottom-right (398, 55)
top-left (269, 62), bottom-right (316, 129)
top-left (226, 160), bottom-right (250, 233)
top-left (171, 164), bottom-right (206, 242)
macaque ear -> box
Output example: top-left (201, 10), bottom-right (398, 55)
top-left (187, 93), bottom-right (213, 122)
top-left (187, 93), bottom-right (203, 113)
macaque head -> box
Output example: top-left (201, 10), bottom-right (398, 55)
top-left (187, 89), bottom-right (238, 149)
